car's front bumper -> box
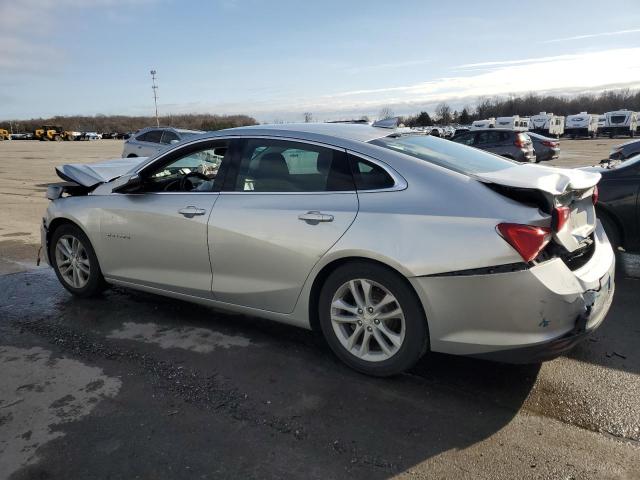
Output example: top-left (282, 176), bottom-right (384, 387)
top-left (410, 222), bottom-right (615, 363)
top-left (40, 217), bottom-right (51, 267)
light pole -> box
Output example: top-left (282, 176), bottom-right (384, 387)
top-left (150, 69), bottom-right (159, 127)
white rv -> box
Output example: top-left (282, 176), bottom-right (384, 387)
top-left (529, 112), bottom-right (565, 137)
top-left (471, 118), bottom-right (495, 129)
top-left (601, 109), bottom-right (638, 138)
top-left (565, 112), bottom-right (599, 138)
top-left (598, 115), bottom-right (607, 130)
top-left (495, 115), bottom-right (529, 131)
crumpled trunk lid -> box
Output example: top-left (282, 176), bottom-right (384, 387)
top-left (56, 157), bottom-right (147, 188)
top-left (477, 163), bottom-right (601, 254)
top-left (473, 163), bottom-right (600, 195)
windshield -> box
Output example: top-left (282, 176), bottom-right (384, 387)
top-left (370, 134), bottom-right (517, 175)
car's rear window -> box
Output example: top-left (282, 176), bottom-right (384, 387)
top-left (370, 134), bottom-right (517, 175)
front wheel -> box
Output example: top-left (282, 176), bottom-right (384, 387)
top-left (50, 224), bottom-right (107, 297)
top-left (318, 262), bottom-right (428, 376)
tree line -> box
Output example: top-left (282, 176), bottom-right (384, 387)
top-left (3, 88), bottom-right (640, 133)
top-left (0, 113), bottom-right (258, 134)
top-left (401, 88), bottom-right (640, 127)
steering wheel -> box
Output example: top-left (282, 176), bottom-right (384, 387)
top-left (178, 171), bottom-right (210, 191)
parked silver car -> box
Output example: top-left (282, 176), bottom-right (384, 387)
top-left (122, 126), bottom-right (204, 158)
top-left (42, 123), bottom-right (614, 376)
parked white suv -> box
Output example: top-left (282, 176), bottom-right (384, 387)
top-left (122, 127), bottom-right (204, 157)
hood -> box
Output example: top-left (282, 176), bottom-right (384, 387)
top-left (474, 163), bottom-right (600, 195)
top-left (56, 157), bottom-right (148, 187)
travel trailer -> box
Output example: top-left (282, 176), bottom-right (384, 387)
top-left (565, 112), bottom-right (599, 138)
top-left (601, 110), bottom-right (638, 138)
top-left (529, 112), bottom-right (565, 137)
top-left (598, 115), bottom-right (607, 130)
top-left (470, 118), bottom-right (495, 129)
top-left (495, 115), bottom-right (529, 131)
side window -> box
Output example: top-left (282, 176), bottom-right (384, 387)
top-left (349, 155), bottom-right (395, 190)
top-left (476, 131), bottom-right (494, 145)
top-left (138, 130), bottom-right (162, 143)
top-left (233, 139), bottom-right (353, 192)
top-left (454, 133), bottom-right (475, 145)
top-left (160, 130), bottom-right (180, 145)
top-left (142, 142), bottom-right (228, 193)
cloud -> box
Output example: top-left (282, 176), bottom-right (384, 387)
top-left (454, 53), bottom-right (586, 70)
top-left (542, 28), bottom-right (640, 44)
top-left (200, 47), bottom-right (640, 121)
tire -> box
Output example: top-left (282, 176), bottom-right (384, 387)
top-left (126, 154), bottom-right (138, 158)
top-left (598, 213), bottom-right (621, 251)
top-left (50, 223), bottom-right (108, 297)
top-left (318, 262), bottom-right (428, 377)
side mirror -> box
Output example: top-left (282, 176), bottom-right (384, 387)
top-left (112, 174), bottom-right (143, 194)
top-left (170, 139), bottom-right (180, 144)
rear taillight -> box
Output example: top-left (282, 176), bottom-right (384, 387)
top-left (592, 185), bottom-right (599, 205)
top-left (497, 223), bottom-right (551, 262)
top-left (514, 136), bottom-right (525, 148)
top-left (552, 206), bottom-right (570, 232)
top-left (542, 140), bottom-right (558, 147)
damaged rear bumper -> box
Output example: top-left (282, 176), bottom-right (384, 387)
top-left (410, 222), bottom-right (615, 363)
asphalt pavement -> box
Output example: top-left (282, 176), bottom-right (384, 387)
top-left (1, 266), bottom-right (638, 479)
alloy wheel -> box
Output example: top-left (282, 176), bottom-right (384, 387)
top-left (55, 234), bottom-right (90, 289)
top-left (330, 278), bottom-right (405, 362)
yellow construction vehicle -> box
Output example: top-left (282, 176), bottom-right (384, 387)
top-left (0, 129), bottom-right (10, 141)
top-left (34, 125), bottom-right (64, 141)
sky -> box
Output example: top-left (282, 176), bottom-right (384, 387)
top-left (1, 0), bottom-right (640, 122)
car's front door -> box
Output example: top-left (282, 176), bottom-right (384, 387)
top-left (98, 139), bottom-right (231, 296)
top-left (209, 137), bottom-right (358, 313)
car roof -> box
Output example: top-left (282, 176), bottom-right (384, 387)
top-left (136, 126), bottom-right (204, 135)
top-left (200, 122), bottom-right (397, 145)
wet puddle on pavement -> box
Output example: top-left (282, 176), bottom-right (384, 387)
top-left (107, 321), bottom-right (252, 353)
top-left (0, 346), bottom-right (121, 478)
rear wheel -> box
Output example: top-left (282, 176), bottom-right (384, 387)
top-left (318, 262), bottom-right (428, 377)
top-left (50, 224), bottom-right (107, 297)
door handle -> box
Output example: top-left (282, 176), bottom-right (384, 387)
top-left (178, 206), bottom-right (207, 218)
top-left (298, 211), bottom-right (334, 224)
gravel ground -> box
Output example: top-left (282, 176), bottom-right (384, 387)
top-left (0, 137), bottom-right (638, 479)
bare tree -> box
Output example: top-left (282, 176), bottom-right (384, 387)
top-left (435, 103), bottom-right (452, 125)
top-left (378, 107), bottom-right (395, 120)
top-left (303, 112), bottom-right (313, 123)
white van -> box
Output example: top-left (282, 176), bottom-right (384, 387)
top-left (471, 118), bottom-right (495, 129)
top-left (529, 112), bottom-right (565, 137)
top-left (495, 115), bottom-right (529, 131)
top-left (601, 110), bottom-right (638, 138)
top-left (565, 112), bottom-right (599, 138)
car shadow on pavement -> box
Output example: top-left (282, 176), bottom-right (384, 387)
top-left (0, 269), bottom-right (544, 479)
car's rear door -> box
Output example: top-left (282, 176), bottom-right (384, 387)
top-left (98, 139), bottom-right (232, 296)
top-left (208, 137), bottom-right (358, 313)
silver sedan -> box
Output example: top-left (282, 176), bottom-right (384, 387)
top-left (42, 123), bottom-right (615, 376)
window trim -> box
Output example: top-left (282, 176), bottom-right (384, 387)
top-left (346, 151), bottom-right (407, 193)
top-left (132, 135), bottom-right (406, 195)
